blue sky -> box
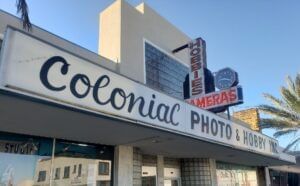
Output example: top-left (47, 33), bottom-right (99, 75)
top-left (0, 0), bottom-right (299, 147)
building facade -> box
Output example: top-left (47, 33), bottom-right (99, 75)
top-left (0, 1), bottom-right (296, 186)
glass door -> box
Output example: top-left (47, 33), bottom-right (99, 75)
top-left (164, 178), bottom-right (180, 186)
top-left (142, 166), bottom-right (157, 186)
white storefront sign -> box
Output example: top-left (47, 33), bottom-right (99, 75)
top-left (0, 28), bottom-right (279, 158)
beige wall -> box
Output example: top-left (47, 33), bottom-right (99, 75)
top-left (99, 0), bottom-right (191, 83)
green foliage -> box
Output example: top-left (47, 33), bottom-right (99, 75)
top-left (258, 73), bottom-right (300, 152)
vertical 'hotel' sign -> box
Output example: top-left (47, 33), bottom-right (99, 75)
top-left (189, 38), bottom-right (206, 98)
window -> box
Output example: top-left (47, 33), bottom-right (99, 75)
top-left (98, 162), bottom-right (110, 175)
top-left (51, 140), bottom-right (114, 184)
top-left (142, 176), bottom-right (156, 186)
top-left (216, 162), bottom-right (258, 186)
top-left (78, 164), bottom-right (82, 177)
top-left (0, 132), bottom-right (53, 185)
top-left (54, 168), bottom-right (60, 180)
top-left (73, 165), bottom-right (77, 174)
top-left (37, 171), bottom-right (46, 182)
top-left (63, 166), bottom-right (70, 179)
top-left (145, 42), bottom-right (188, 99)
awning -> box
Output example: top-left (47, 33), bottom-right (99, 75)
top-left (0, 90), bottom-right (294, 166)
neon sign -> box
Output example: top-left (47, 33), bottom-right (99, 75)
top-left (180, 38), bottom-right (243, 113)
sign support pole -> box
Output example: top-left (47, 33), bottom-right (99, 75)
top-left (227, 107), bottom-right (231, 120)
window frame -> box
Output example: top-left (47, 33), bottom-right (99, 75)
top-left (54, 167), bottom-right (61, 180)
top-left (63, 166), bottom-right (70, 179)
top-left (37, 170), bottom-right (47, 182)
top-left (78, 164), bottom-right (82, 177)
top-left (73, 164), bottom-right (77, 174)
top-left (98, 161), bottom-right (110, 175)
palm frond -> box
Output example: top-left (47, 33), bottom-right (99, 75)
top-left (284, 137), bottom-right (300, 152)
top-left (258, 104), bottom-right (299, 123)
top-left (273, 129), bottom-right (297, 138)
top-left (16, 0), bottom-right (32, 31)
top-left (259, 118), bottom-right (296, 129)
top-left (281, 87), bottom-right (300, 114)
top-left (286, 76), bottom-right (296, 95)
top-left (263, 93), bottom-right (289, 111)
top-left (260, 73), bottom-right (300, 151)
top-left (295, 73), bottom-right (300, 98)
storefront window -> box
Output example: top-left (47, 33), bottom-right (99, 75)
top-left (0, 132), bottom-right (53, 186)
top-left (216, 162), bottom-right (258, 186)
top-left (0, 132), bottom-right (114, 186)
top-left (49, 139), bottom-right (114, 186)
top-left (164, 179), bottom-right (179, 186)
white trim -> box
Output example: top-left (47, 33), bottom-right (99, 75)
top-left (0, 33), bottom-right (4, 39)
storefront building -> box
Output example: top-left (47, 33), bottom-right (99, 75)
top-left (0, 1), bottom-right (296, 186)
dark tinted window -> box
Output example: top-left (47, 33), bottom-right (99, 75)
top-left (145, 42), bottom-right (188, 99)
top-left (98, 162), bottom-right (110, 175)
top-left (37, 171), bottom-right (46, 182)
top-left (63, 166), bottom-right (70, 178)
top-left (55, 168), bottom-right (60, 179)
top-left (73, 165), bottom-right (77, 173)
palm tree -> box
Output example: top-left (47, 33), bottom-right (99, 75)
top-left (16, 0), bottom-right (32, 31)
top-left (258, 73), bottom-right (300, 152)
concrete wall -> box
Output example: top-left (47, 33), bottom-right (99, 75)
top-left (99, 0), bottom-right (191, 83)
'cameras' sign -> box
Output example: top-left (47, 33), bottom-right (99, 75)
top-left (184, 38), bottom-right (243, 112)
top-left (188, 86), bottom-right (243, 110)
